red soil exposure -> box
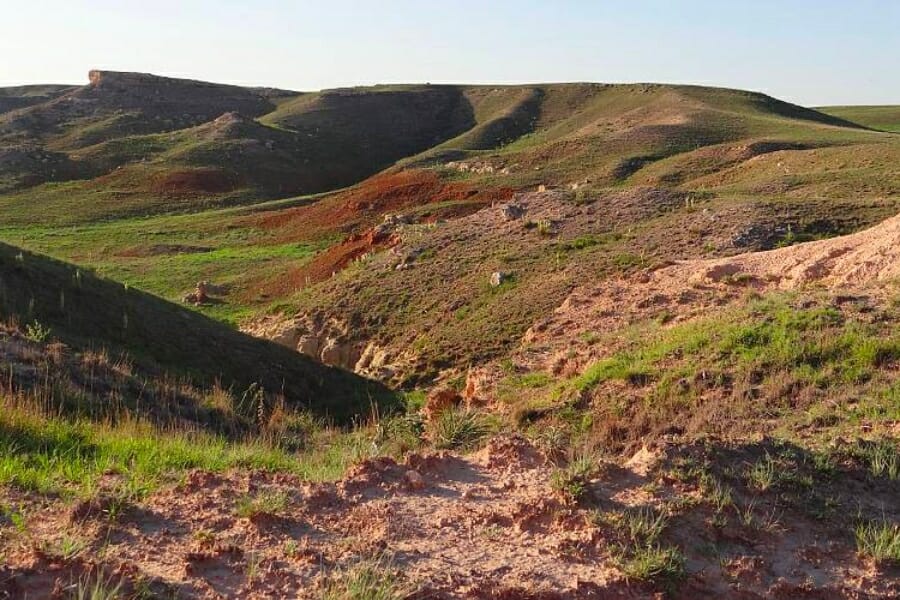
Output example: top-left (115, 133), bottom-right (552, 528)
top-left (150, 168), bottom-right (240, 195)
top-left (3, 436), bottom-right (893, 598)
top-left (254, 170), bottom-right (514, 242)
top-left (246, 170), bottom-right (514, 298)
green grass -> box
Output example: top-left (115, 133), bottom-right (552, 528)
top-left (618, 544), bottom-right (685, 582)
top-left (551, 448), bottom-right (601, 502)
top-left (575, 294), bottom-right (900, 395)
top-left (235, 489), bottom-right (290, 518)
top-left (855, 520), bottom-right (900, 564)
top-left (539, 292), bottom-right (900, 450)
top-left (819, 105), bottom-right (900, 133)
top-left (0, 201), bottom-right (338, 325)
top-left (850, 439), bottom-right (900, 481)
top-left (321, 555), bottom-right (410, 600)
top-left (0, 398), bottom-right (386, 498)
top-left (596, 501), bottom-right (684, 583)
top-left (72, 574), bottom-right (124, 600)
top-left (0, 243), bottom-right (395, 421)
top-left (426, 407), bottom-right (489, 450)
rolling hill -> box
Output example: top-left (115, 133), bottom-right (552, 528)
top-left (1, 72), bottom-right (895, 225)
top-left (819, 105), bottom-right (900, 133)
top-left (0, 241), bottom-right (394, 422)
top-left (1, 72), bottom-right (898, 382)
top-left (1, 69), bottom-right (899, 599)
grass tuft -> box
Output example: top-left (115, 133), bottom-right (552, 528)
top-left (855, 520), bottom-right (900, 564)
top-left (321, 555), bottom-right (410, 600)
top-left (427, 408), bottom-right (488, 450)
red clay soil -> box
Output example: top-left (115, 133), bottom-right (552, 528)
top-left (3, 437), bottom-right (893, 599)
top-left (256, 232), bottom-right (399, 300)
top-left (253, 170), bottom-right (514, 243)
top-left (245, 170), bottom-right (514, 299)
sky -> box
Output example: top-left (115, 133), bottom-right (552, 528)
top-left (2, 0), bottom-right (897, 106)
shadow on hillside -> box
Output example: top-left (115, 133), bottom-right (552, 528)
top-left (0, 243), bottom-right (398, 423)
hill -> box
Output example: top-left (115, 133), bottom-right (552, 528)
top-left (0, 70), bottom-right (898, 598)
top-left (0, 84), bottom-right (74, 115)
top-left (1, 75), bottom-right (898, 381)
top-left (819, 105), bottom-right (900, 133)
top-left (0, 242), bottom-right (394, 422)
top-left (0, 73), bottom-right (893, 225)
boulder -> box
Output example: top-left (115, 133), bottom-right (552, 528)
top-left (490, 272), bottom-right (509, 287)
top-left (182, 281), bottom-right (209, 305)
top-left (500, 203), bottom-right (525, 221)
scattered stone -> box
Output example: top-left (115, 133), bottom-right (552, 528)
top-left (500, 203), bottom-right (526, 221)
top-left (182, 281), bottom-right (209, 305)
top-left (490, 272), bottom-right (509, 287)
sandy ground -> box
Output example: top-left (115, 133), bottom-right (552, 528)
top-left (2, 436), bottom-right (896, 599)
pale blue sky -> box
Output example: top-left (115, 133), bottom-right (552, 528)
top-left (2, 1), bottom-right (897, 106)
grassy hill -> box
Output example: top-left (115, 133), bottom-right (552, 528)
top-left (2, 74), bottom-right (893, 225)
top-left (0, 72), bottom-right (898, 598)
top-left (0, 242), bottom-right (394, 421)
top-left (0, 76), bottom-right (897, 383)
top-left (819, 105), bottom-right (900, 133)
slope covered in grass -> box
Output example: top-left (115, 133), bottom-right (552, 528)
top-left (2, 74), bottom-right (887, 224)
top-left (819, 105), bottom-right (900, 133)
top-left (0, 242), bottom-right (394, 421)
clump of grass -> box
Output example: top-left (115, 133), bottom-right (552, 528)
top-left (596, 502), bottom-right (684, 584)
top-left (855, 520), bottom-right (900, 564)
top-left (0, 398), bottom-right (383, 498)
top-left (598, 504), bottom-right (671, 541)
top-left (747, 452), bottom-right (778, 491)
top-left (235, 490), bottom-right (290, 519)
top-left (863, 440), bottom-right (899, 480)
top-left (618, 544), bottom-right (685, 582)
top-left (699, 473), bottom-right (734, 513)
top-left (40, 533), bottom-right (89, 560)
top-left (427, 407), bottom-right (487, 450)
top-left (72, 573), bottom-right (123, 600)
top-left (621, 507), bottom-right (669, 545)
top-left (551, 449), bottom-right (600, 503)
top-left (24, 320), bottom-right (52, 343)
top-left (245, 551), bottom-right (264, 581)
top-left (321, 555), bottom-right (410, 600)
top-left (535, 219), bottom-right (554, 236)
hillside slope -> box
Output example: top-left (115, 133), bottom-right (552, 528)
top-left (0, 84), bottom-right (74, 115)
top-left (1, 73), bottom-right (898, 386)
top-left (819, 105), bottom-right (900, 133)
top-left (0, 242), bottom-right (393, 421)
top-left (1, 74), bottom-right (889, 225)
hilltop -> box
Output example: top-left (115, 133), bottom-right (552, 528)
top-left (0, 72), bottom-right (892, 223)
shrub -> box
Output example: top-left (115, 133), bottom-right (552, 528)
top-left (427, 408), bottom-right (487, 450)
top-left (24, 320), bottom-right (52, 343)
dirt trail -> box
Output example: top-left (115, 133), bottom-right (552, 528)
top-left (3, 436), bottom-right (891, 599)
